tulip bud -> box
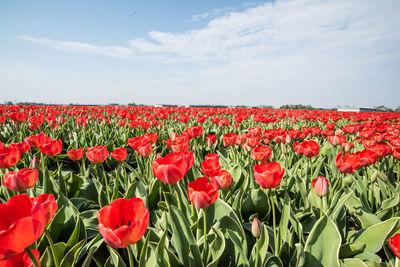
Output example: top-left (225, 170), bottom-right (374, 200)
top-left (252, 218), bottom-right (262, 238)
top-left (312, 176), bottom-right (329, 197)
top-left (29, 155), bottom-right (41, 171)
top-left (371, 169), bottom-right (378, 182)
top-left (285, 134), bottom-right (291, 144)
top-left (280, 142), bottom-right (287, 154)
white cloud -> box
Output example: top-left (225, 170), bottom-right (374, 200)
top-left (17, 35), bottom-right (133, 58)
top-left (129, 0), bottom-right (400, 66)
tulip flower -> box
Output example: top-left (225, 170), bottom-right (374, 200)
top-left (111, 148), bottom-right (128, 161)
top-left (223, 133), bottom-right (236, 147)
top-left (39, 139), bottom-right (62, 156)
top-left (187, 177), bottom-right (218, 209)
top-left (0, 194), bottom-right (48, 260)
top-left (335, 152), bottom-right (361, 173)
top-left (152, 152), bottom-right (193, 185)
top-left (0, 249), bottom-right (40, 267)
top-left (86, 146), bottom-right (109, 164)
top-left (200, 158), bottom-right (221, 177)
top-left (97, 198), bottom-right (149, 248)
top-left (0, 146), bottom-right (21, 169)
top-left (251, 146), bottom-right (272, 162)
top-left (212, 170), bottom-right (232, 189)
top-left (67, 148), bottom-right (84, 161)
top-left (389, 233), bottom-right (400, 259)
top-left (3, 169), bottom-right (38, 192)
top-left (253, 162), bottom-right (284, 189)
top-left (312, 176), bottom-right (329, 197)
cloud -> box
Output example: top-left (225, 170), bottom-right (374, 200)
top-left (129, 0), bottom-right (400, 66)
top-left (17, 35), bottom-right (133, 58)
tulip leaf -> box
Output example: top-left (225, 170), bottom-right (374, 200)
top-left (343, 258), bottom-right (369, 267)
top-left (106, 246), bottom-right (127, 267)
top-left (167, 205), bottom-right (203, 267)
top-left (60, 239), bottom-right (86, 267)
top-left (249, 225), bottom-right (270, 267)
top-left (304, 216), bottom-right (341, 267)
top-left (339, 242), bottom-right (366, 258)
top-left (207, 226), bottom-right (226, 267)
top-left (344, 189), bottom-right (381, 228)
top-left (352, 217), bottom-right (400, 253)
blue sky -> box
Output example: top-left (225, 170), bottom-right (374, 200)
top-left (1, 0), bottom-right (399, 108)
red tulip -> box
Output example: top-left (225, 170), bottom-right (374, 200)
top-left (200, 158), bottom-right (221, 177)
top-left (0, 194), bottom-right (47, 260)
top-left (204, 153), bottom-right (219, 164)
top-left (9, 142), bottom-right (30, 155)
top-left (206, 135), bottom-right (217, 146)
top-left (137, 143), bottom-right (153, 157)
top-left (300, 140), bottom-right (320, 158)
top-left (188, 177), bottom-right (218, 209)
top-left (253, 162), bottom-right (284, 189)
top-left (223, 133), bottom-right (236, 147)
top-left (328, 135), bottom-right (345, 146)
top-left (312, 176), bottom-right (329, 197)
top-left (143, 133), bottom-right (158, 144)
top-left (111, 148), bottom-right (128, 161)
top-left (393, 147), bottom-right (400, 161)
top-left (0, 249), bottom-right (40, 267)
top-left (24, 133), bottom-right (47, 149)
top-left (97, 198), bottom-right (149, 248)
top-left (0, 146), bottom-right (21, 169)
top-left (67, 148), bottom-right (84, 161)
top-left (212, 170), bottom-right (232, 189)
top-left (33, 194), bottom-right (58, 225)
top-left (251, 146), bottom-right (272, 162)
top-left (152, 152), bottom-right (193, 184)
top-left (3, 169), bottom-right (38, 192)
top-left (368, 143), bottom-right (392, 158)
top-left (389, 233), bottom-right (400, 258)
top-left (335, 152), bottom-right (361, 173)
top-left (39, 139), bottom-right (62, 156)
top-left (355, 150), bottom-right (377, 167)
top-left (86, 146), bottom-right (109, 164)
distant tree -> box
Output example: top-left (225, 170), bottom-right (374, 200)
top-left (128, 103), bottom-right (136, 106)
top-left (395, 106), bottom-right (400, 112)
top-left (4, 101), bottom-right (13, 105)
top-left (279, 104), bottom-right (315, 110)
top-left (375, 105), bottom-right (393, 112)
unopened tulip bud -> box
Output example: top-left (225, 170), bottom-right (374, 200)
top-left (312, 176), bottom-right (329, 197)
top-left (252, 218), bottom-right (262, 238)
top-left (280, 142), bottom-right (287, 154)
top-left (285, 134), bottom-right (291, 144)
top-left (29, 155), bottom-right (41, 171)
top-left (371, 169), bottom-right (378, 182)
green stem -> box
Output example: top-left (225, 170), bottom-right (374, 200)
top-left (172, 183), bottom-right (182, 210)
top-left (320, 197), bottom-right (323, 218)
top-left (270, 190), bottom-right (278, 256)
top-left (101, 164), bottom-right (111, 202)
top-left (203, 208), bottom-right (208, 263)
top-left (254, 238), bottom-right (260, 267)
top-left (396, 257), bottom-right (399, 267)
top-left (45, 230), bottom-right (59, 267)
top-left (24, 247), bottom-right (40, 267)
top-left (127, 245), bottom-right (135, 267)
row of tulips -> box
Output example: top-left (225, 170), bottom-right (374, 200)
top-left (1, 104), bottom-right (400, 266)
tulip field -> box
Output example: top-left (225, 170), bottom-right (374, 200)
top-left (2, 105), bottom-right (400, 267)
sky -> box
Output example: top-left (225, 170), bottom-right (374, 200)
top-left (0, 0), bottom-right (399, 108)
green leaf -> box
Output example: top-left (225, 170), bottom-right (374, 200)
top-left (207, 226), bottom-right (226, 267)
top-left (352, 217), bottom-right (400, 253)
top-left (343, 258), bottom-right (368, 267)
top-left (249, 225), bottom-right (270, 267)
top-left (60, 239), bottom-right (86, 267)
top-left (167, 205), bottom-right (203, 267)
top-left (339, 242), bottom-right (366, 258)
top-left (304, 216), bottom-right (341, 267)
top-left (107, 246), bottom-right (127, 267)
